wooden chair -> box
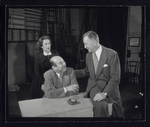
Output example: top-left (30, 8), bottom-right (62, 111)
top-left (127, 61), bottom-right (140, 84)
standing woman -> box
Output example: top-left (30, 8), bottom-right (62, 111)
top-left (31, 35), bottom-right (58, 99)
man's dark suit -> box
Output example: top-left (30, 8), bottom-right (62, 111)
top-left (77, 45), bottom-right (124, 117)
top-left (43, 67), bottom-right (79, 98)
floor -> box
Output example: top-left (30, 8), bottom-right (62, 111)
top-left (7, 77), bottom-right (145, 120)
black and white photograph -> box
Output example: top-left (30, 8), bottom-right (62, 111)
top-left (5, 6), bottom-right (146, 122)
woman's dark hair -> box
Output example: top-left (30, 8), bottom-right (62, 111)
top-left (37, 35), bottom-right (51, 51)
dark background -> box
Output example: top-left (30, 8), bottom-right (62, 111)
top-left (1, 0), bottom-right (150, 126)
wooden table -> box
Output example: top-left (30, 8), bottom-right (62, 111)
top-left (18, 93), bottom-right (93, 117)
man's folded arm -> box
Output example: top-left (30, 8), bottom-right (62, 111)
top-left (44, 73), bottom-right (66, 98)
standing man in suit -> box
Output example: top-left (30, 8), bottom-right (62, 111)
top-left (76, 31), bottom-right (124, 118)
top-left (43, 56), bottom-right (79, 98)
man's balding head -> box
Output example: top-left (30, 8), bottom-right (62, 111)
top-left (50, 56), bottom-right (67, 74)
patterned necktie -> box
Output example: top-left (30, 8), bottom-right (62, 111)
top-left (93, 52), bottom-right (98, 73)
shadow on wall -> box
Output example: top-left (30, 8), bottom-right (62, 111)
top-left (8, 43), bottom-right (25, 91)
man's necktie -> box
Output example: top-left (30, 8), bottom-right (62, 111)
top-left (93, 52), bottom-right (98, 73)
top-left (59, 74), bottom-right (63, 84)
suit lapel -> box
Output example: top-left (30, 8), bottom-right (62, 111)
top-left (53, 69), bottom-right (70, 88)
top-left (96, 46), bottom-right (107, 78)
top-left (53, 72), bottom-right (62, 87)
top-left (62, 75), bottom-right (70, 87)
top-left (62, 70), bottom-right (70, 87)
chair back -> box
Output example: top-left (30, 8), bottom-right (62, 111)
top-left (127, 61), bottom-right (141, 84)
top-left (127, 61), bottom-right (140, 74)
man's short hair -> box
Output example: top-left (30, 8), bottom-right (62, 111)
top-left (83, 31), bottom-right (99, 42)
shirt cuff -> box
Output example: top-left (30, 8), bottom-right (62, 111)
top-left (64, 87), bottom-right (67, 93)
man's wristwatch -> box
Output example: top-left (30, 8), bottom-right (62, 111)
top-left (104, 93), bottom-right (107, 96)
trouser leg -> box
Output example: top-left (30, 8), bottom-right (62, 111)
top-left (92, 100), bottom-right (109, 117)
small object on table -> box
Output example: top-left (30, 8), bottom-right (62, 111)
top-left (68, 98), bottom-right (80, 105)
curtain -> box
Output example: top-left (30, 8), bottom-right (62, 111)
top-left (97, 7), bottom-right (128, 82)
top-left (77, 7), bottom-right (128, 77)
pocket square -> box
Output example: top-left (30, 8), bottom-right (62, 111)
top-left (103, 64), bottom-right (108, 67)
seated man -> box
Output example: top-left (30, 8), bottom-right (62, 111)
top-left (43, 55), bottom-right (79, 98)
